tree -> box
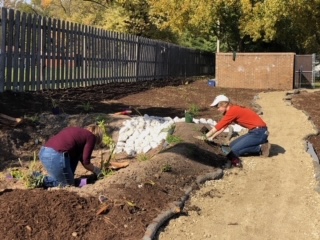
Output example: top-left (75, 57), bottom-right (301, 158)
top-left (12, 0), bottom-right (320, 53)
top-left (240, 0), bottom-right (320, 53)
top-left (149, 0), bottom-right (243, 52)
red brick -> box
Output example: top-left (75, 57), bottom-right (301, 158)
top-left (216, 53), bottom-right (295, 90)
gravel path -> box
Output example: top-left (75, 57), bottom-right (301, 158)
top-left (158, 91), bottom-right (320, 240)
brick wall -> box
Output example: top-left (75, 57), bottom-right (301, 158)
top-left (216, 53), bottom-right (295, 90)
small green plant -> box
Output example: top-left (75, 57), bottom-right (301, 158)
top-left (161, 163), bottom-right (172, 172)
top-left (95, 115), bottom-right (110, 123)
top-left (97, 120), bottom-right (115, 148)
top-left (10, 168), bottom-right (24, 179)
top-left (28, 152), bottom-right (43, 172)
top-left (50, 98), bottom-right (62, 114)
top-left (24, 173), bottom-right (45, 189)
top-left (99, 148), bottom-right (116, 177)
top-left (187, 103), bottom-right (200, 117)
top-left (96, 120), bottom-right (117, 176)
top-left (166, 134), bottom-right (183, 144)
top-left (137, 153), bottom-right (149, 162)
top-left (76, 101), bottom-right (94, 112)
top-left (8, 157), bottom-right (25, 179)
top-left (24, 114), bottom-right (40, 123)
top-left (8, 152), bottom-right (45, 189)
top-left (24, 152), bottom-right (45, 188)
top-left (99, 168), bottom-right (115, 178)
top-left (185, 104), bottom-right (200, 123)
top-left (161, 124), bottom-right (175, 135)
top-left (51, 98), bottom-right (59, 108)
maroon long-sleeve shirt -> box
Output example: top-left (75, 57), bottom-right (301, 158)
top-left (44, 127), bottom-right (96, 165)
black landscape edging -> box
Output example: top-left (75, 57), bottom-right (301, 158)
top-left (287, 90), bottom-right (320, 193)
top-left (142, 168), bottom-right (223, 240)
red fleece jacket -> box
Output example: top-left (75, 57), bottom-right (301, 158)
top-left (215, 105), bottom-right (267, 131)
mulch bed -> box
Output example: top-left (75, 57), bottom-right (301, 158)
top-left (0, 79), bottom-right (319, 240)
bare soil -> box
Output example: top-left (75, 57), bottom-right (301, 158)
top-left (0, 78), bottom-right (320, 240)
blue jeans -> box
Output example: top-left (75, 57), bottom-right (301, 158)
top-left (230, 128), bottom-right (269, 157)
top-left (39, 147), bottom-right (78, 187)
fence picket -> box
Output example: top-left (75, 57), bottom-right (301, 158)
top-left (41, 16), bottom-right (46, 90)
top-left (65, 21), bottom-right (69, 88)
top-left (13, 10), bottom-right (20, 91)
top-left (70, 22), bottom-right (75, 87)
top-left (25, 13), bottom-right (31, 91)
top-left (45, 17), bottom-right (51, 89)
top-left (0, 9), bottom-right (6, 92)
top-left (80, 24), bottom-right (84, 86)
top-left (30, 14), bottom-right (36, 91)
top-left (6, 9), bottom-right (14, 90)
top-left (60, 20), bottom-right (66, 88)
top-left (56, 19), bottom-right (61, 89)
top-left (75, 23), bottom-right (81, 87)
top-left (36, 15), bottom-right (41, 90)
top-left (19, 12), bottom-right (26, 91)
top-left (51, 18), bottom-right (57, 89)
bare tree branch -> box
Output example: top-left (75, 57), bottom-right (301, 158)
top-left (58, 0), bottom-right (67, 14)
top-left (82, 0), bottom-right (108, 8)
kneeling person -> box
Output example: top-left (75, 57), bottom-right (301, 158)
top-left (202, 95), bottom-right (270, 167)
top-left (39, 124), bottom-right (103, 187)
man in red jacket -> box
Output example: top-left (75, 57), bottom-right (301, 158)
top-left (198, 95), bottom-right (270, 168)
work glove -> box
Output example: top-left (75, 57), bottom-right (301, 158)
top-left (93, 166), bottom-right (102, 178)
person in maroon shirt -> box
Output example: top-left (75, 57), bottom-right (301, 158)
top-left (39, 124), bottom-right (104, 187)
top-left (196, 95), bottom-right (270, 168)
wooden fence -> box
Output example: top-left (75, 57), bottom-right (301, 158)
top-left (0, 8), bottom-right (215, 92)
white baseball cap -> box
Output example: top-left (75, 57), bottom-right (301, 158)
top-left (210, 95), bottom-right (229, 107)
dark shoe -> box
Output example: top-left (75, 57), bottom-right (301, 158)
top-left (222, 158), bottom-right (242, 169)
top-left (260, 142), bottom-right (271, 157)
top-left (231, 158), bottom-right (243, 168)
